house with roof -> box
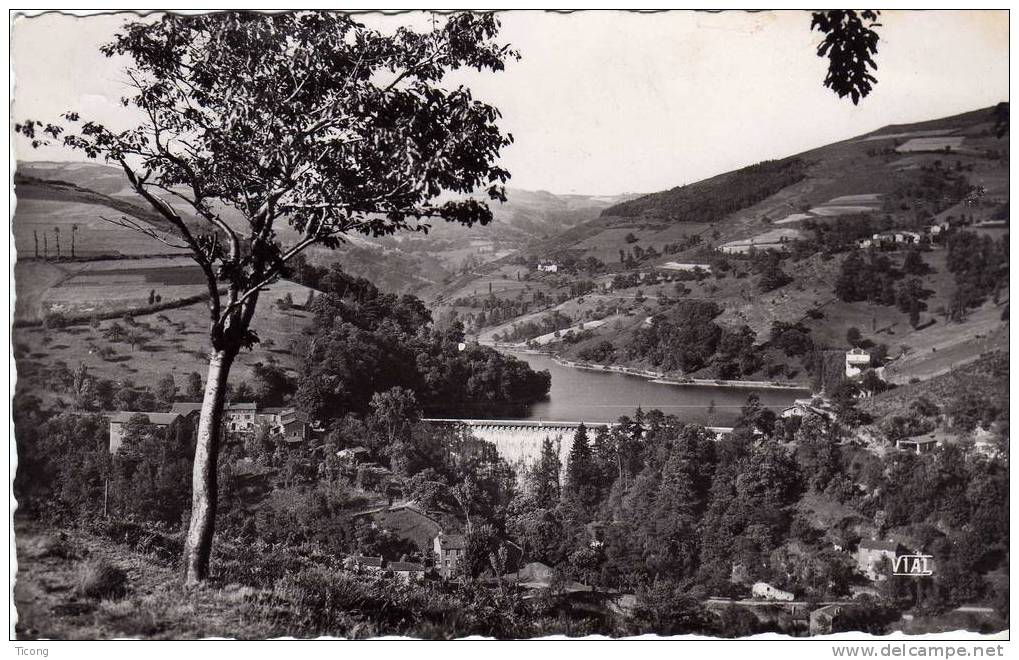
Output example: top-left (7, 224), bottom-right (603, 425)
top-left (169, 401), bottom-right (204, 417)
top-left (278, 409), bottom-right (311, 443)
top-left (388, 561), bottom-right (427, 583)
top-left (347, 555), bottom-right (385, 574)
top-left (781, 397), bottom-right (837, 422)
top-left (536, 261), bottom-right (558, 273)
top-left (434, 532), bottom-right (466, 578)
top-left (856, 538), bottom-right (901, 581)
top-left (255, 406), bottom-right (288, 427)
top-left (751, 582), bottom-right (795, 601)
top-left (845, 348), bottom-right (871, 378)
top-left (895, 431), bottom-right (941, 455)
top-left (224, 402), bottom-right (258, 432)
top-left (108, 411), bottom-right (193, 454)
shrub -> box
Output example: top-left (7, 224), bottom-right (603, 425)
top-left (75, 560), bottom-right (128, 600)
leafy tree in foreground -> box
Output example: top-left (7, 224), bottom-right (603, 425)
top-left (17, 11), bottom-right (517, 584)
top-left (811, 10), bottom-right (881, 104)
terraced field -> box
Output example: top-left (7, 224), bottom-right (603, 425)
top-left (13, 198), bottom-right (190, 259)
top-left (22, 257), bottom-right (208, 319)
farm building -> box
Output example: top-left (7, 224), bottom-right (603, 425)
top-left (536, 261), bottom-right (559, 273)
top-left (169, 402), bottom-right (204, 416)
top-left (389, 561), bottom-right (427, 584)
top-left (658, 262), bottom-right (712, 273)
top-left (278, 409), bottom-right (311, 443)
top-left (108, 411), bottom-right (192, 454)
top-left (895, 435), bottom-right (940, 455)
top-left (856, 539), bottom-right (901, 581)
top-left (845, 348), bottom-right (871, 378)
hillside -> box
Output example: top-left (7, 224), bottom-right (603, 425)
top-left (13, 106), bottom-right (1010, 392)
top-left (444, 105), bottom-right (1009, 388)
top-left (13, 161), bottom-right (633, 299)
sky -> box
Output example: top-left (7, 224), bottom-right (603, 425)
top-left (12, 10), bottom-right (1010, 196)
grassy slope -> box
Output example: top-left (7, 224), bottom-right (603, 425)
top-left (858, 350), bottom-right (1008, 421)
top-left (14, 278), bottom-right (317, 405)
top-left (14, 521), bottom-right (261, 639)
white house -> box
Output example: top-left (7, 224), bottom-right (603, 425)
top-left (224, 402), bottom-right (257, 432)
top-left (433, 532), bottom-right (466, 578)
top-left (856, 539), bottom-right (900, 581)
top-left (781, 397), bottom-right (837, 422)
top-left (751, 582), bottom-right (795, 601)
top-left (845, 348), bottom-right (871, 378)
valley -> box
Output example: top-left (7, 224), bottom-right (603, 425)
top-left (12, 103), bottom-right (1010, 640)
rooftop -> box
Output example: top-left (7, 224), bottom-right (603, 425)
top-left (859, 538), bottom-right (900, 553)
top-left (437, 533), bottom-right (466, 550)
top-left (109, 411), bottom-right (182, 425)
top-left (389, 561), bottom-right (425, 572)
top-left (169, 402), bottom-right (204, 416)
top-left (226, 402), bottom-right (257, 411)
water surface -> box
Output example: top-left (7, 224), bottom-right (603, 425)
top-left (498, 351), bottom-right (810, 426)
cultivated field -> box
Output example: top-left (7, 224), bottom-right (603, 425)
top-left (14, 256), bottom-right (211, 322)
top-left (42, 259), bottom-right (209, 317)
top-left (896, 137), bottom-right (966, 153)
top-left (13, 198), bottom-right (190, 259)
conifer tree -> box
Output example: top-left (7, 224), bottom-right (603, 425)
top-left (530, 436), bottom-right (561, 508)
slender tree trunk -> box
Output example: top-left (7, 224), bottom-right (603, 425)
top-left (182, 347), bottom-right (234, 585)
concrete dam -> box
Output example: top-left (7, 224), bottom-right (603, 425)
top-left (422, 418), bottom-right (733, 475)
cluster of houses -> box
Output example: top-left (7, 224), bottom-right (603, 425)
top-left (856, 220), bottom-right (952, 250)
top-left (536, 260), bottom-right (559, 273)
top-left (345, 527), bottom-right (472, 583)
top-left (107, 401), bottom-right (312, 454)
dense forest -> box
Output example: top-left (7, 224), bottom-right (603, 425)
top-left (600, 158), bottom-right (807, 221)
top-left (287, 257), bottom-right (551, 419)
top-left (516, 405), bottom-right (1008, 626)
